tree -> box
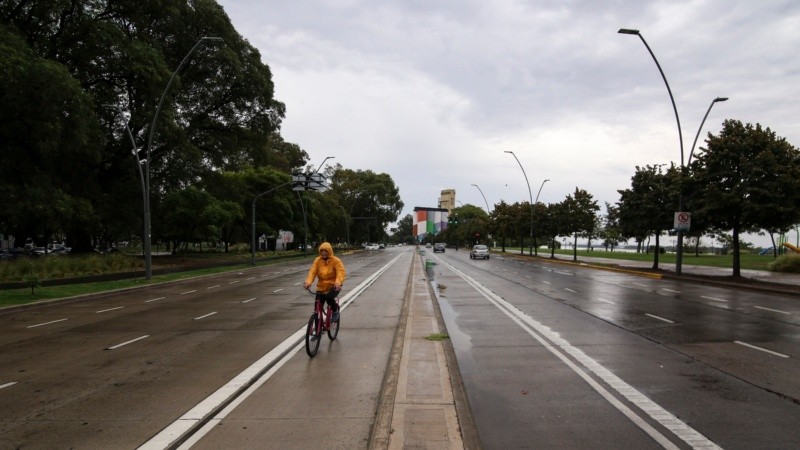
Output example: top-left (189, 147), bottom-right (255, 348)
top-left (328, 169), bottom-right (403, 245)
top-left (561, 188), bottom-right (599, 261)
top-left (617, 165), bottom-right (676, 269)
top-left (690, 120), bottom-right (800, 277)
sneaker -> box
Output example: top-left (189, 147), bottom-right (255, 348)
top-left (310, 334), bottom-right (318, 341)
top-left (332, 311), bottom-right (340, 322)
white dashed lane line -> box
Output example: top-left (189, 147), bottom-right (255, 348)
top-left (273, 288), bottom-right (283, 293)
top-left (0, 382), bottom-right (17, 390)
top-left (207, 285), bottom-right (221, 289)
top-left (661, 288), bottom-right (681, 293)
top-left (753, 305), bottom-right (790, 315)
top-left (106, 335), bottom-right (149, 350)
top-left (194, 312), bottom-right (217, 320)
top-left (27, 318), bottom-right (68, 328)
top-left (702, 295), bottom-right (727, 303)
top-left (645, 313), bottom-right (675, 324)
top-left (735, 341), bottom-right (790, 358)
top-left (241, 298), bottom-right (257, 304)
top-left (145, 297), bottom-right (166, 303)
top-left (597, 298), bottom-right (615, 304)
top-left (96, 306), bottom-right (124, 313)
top-left (565, 288), bottom-right (578, 293)
top-left (181, 290), bottom-right (197, 295)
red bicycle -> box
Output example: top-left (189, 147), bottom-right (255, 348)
top-left (305, 288), bottom-right (341, 357)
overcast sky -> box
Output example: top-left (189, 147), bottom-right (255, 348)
top-left (217, 0), bottom-right (800, 247)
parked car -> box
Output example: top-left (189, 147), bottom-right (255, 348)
top-left (470, 244), bottom-right (490, 260)
top-left (365, 243), bottom-right (380, 250)
top-left (50, 244), bottom-right (71, 255)
top-left (433, 243), bottom-right (446, 253)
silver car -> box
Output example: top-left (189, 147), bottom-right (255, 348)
top-left (470, 244), bottom-right (490, 260)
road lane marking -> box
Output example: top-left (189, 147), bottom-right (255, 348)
top-left (140, 251), bottom-right (408, 450)
top-left (541, 280), bottom-right (551, 285)
top-left (1, 382), bottom-right (17, 390)
top-left (734, 341), bottom-right (789, 358)
top-left (145, 297), bottom-right (166, 303)
top-left (96, 306), bottom-right (124, 313)
top-left (207, 285), bottom-right (220, 289)
top-left (524, 275), bottom-right (532, 279)
top-left (228, 280), bottom-right (240, 284)
top-left (293, 282), bottom-right (302, 285)
top-left (246, 277), bottom-right (255, 281)
top-left (661, 288), bottom-right (680, 293)
top-left (438, 259), bottom-right (718, 450)
top-left (753, 306), bottom-right (790, 315)
top-left (701, 295), bottom-right (727, 302)
top-left (597, 298), bottom-right (615, 304)
top-left (565, 288), bottom-right (577, 293)
top-left (272, 288), bottom-right (283, 293)
top-left (194, 312), bottom-right (218, 320)
top-left (645, 313), bottom-right (675, 324)
top-left (634, 282), bottom-right (649, 287)
top-left (107, 335), bottom-right (149, 350)
top-left (181, 290), bottom-right (197, 295)
top-left (241, 298), bottom-right (257, 304)
top-left (27, 318), bottom-right (68, 328)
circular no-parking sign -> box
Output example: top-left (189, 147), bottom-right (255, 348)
top-left (674, 212), bottom-right (691, 230)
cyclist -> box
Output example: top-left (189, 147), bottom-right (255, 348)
top-left (303, 242), bottom-right (346, 322)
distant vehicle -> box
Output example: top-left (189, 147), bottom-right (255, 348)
top-left (433, 243), bottom-right (446, 253)
top-left (49, 244), bottom-right (71, 255)
top-left (32, 247), bottom-right (47, 256)
top-left (425, 243), bottom-right (432, 248)
top-left (378, 243), bottom-right (385, 249)
top-left (470, 244), bottom-right (490, 260)
top-left (365, 243), bottom-right (380, 250)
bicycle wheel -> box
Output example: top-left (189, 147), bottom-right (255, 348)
top-left (305, 313), bottom-right (321, 357)
top-left (328, 310), bottom-right (340, 340)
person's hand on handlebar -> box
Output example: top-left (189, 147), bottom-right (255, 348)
top-left (303, 282), bottom-right (311, 290)
top-left (333, 283), bottom-right (341, 291)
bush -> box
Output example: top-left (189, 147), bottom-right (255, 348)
top-left (767, 254), bottom-right (800, 273)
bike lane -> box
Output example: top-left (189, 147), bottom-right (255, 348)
top-left (162, 249), bottom-right (414, 449)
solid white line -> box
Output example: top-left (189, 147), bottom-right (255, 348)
top-left (0, 382), bottom-right (17, 390)
top-left (139, 251), bottom-right (407, 450)
top-left (145, 297), bottom-right (166, 303)
top-left (194, 312), bottom-right (217, 320)
top-left (753, 305), bottom-right (790, 315)
top-left (597, 298), bottom-right (615, 304)
top-left (437, 259), bottom-right (719, 450)
top-left (207, 285), bottom-right (220, 289)
top-left (565, 288), bottom-right (577, 293)
top-left (27, 318), bottom-right (68, 328)
top-left (646, 313), bottom-right (675, 324)
top-left (734, 341), bottom-right (789, 358)
top-left (228, 280), bottom-right (240, 284)
top-left (96, 306), bottom-right (124, 313)
top-left (701, 295), bottom-right (727, 303)
top-left (273, 288), bottom-right (283, 293)
top-left (181, 290), bottom-right (197, 295)
top-left (107, 335), bottom-right (149, 350)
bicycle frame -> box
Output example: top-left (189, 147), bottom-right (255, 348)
top-left (305, 288), bottom-right (341, 357)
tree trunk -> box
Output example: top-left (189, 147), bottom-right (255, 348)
top-left (652, 233), bottom-right (660, 270)
top-left (573, 233), bottom-right (578, 261)
top-left (732, 224), bottom-right (741, 278)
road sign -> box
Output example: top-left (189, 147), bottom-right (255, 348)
top-left (674, 212), bottom-right (691, 231)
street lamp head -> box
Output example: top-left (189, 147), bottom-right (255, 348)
top-left (504, 150), bottom-right (513, 154)
top-left (714, 97), bottom-right (729, 103)
top-left (618, 28), bottom-right (640, 35)
top-left (201, 36), bottom-right (225, 43)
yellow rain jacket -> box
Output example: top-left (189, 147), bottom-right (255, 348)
top-left (305, 242), bottom-right (346, 293)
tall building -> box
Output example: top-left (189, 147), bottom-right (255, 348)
top-left (439, 189), bottom-right (456, 213)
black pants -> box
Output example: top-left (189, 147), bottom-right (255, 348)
top-left (315, 290), bottom-right (339, 312)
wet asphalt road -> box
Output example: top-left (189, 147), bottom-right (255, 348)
top-left (2, 246), bottom-right (799, 449)
top-left (428, 249), bottom-right (800, 449)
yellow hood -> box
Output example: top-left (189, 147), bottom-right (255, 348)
top-left (318, 242), bottom-right (334, 256)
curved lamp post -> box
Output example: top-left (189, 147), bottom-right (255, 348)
top-left (619, 28), bottom-right (690, 274)
top-left (142, 36), bottom-right (224, 279)
top-left (688, 97), bottom-right (728, 166)
top-left (471, 184), bottom-right (490, 214)
top-left (504, 151), bottom-right (534, 256)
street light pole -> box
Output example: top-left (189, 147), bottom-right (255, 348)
top-left (505, 151), bottom-right (534, 256)
top-left (471, 184), bottom-right (490, 214)
top-left (533, 178), bottom-right (550, 256)
top-left (143, 36), bottom-right (224, 279)
top-left (340, 205), bottom-right (350, 251)
top-left (688, 97), bottom-right (729, 166)
top-left (300, 156), bottom-right (335, 254)
top-left (251, 180), bottom-right (295, 265)
top-left (619, 28), bottom-right (689, 274)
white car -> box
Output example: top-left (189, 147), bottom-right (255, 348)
top-left (470, 244), bottom-right (490, 260)
top-left (365, 243), bottom-right (380, 250)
